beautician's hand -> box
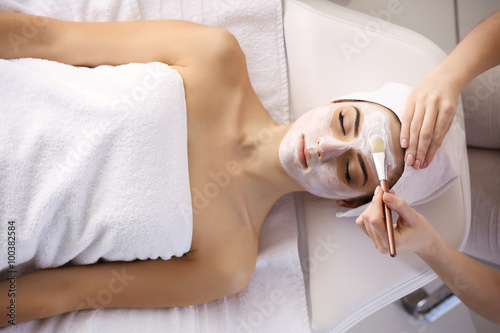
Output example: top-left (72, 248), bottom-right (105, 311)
top-left (401, 10), bottom-right (500, 169)
top-left (356, 186), bottom-right (442, 256)
top-left (358, 187), bottom-right (500, 325)
top-left (400, 69), bottom-right (459, 170)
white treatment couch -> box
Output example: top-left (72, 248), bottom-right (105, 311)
top-left (282, 0), bottom-right (471, 332)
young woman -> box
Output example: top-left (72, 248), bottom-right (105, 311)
top-left (0, 12), bottom-right (405, 326)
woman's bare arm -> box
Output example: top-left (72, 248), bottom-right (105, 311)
top-left (1, 252), bottom-right (253, 327)
top-left (0, 11), bottom-right (234, 68)
top-left (417, 236), bottom-right (500, 324)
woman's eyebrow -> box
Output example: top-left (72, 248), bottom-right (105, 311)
top-left (357, 152), bottom-right (368, 186)
top-left (353, 106), bottom-right (360, 136)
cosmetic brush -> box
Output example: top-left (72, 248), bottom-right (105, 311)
top-left (369, 134), bottom-right (396, 257)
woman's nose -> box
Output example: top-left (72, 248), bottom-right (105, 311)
top-left (317, 137), bottom-right (350, 161)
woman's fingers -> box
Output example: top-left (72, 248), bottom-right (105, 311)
top-left (414, 98), bottom-right (439, 169)
top-left (400, 97), bottom-right (415, 149)
top-left (382, 192), bottom-right (439, 254)
top-left (356, 187), bottom-right (390, 253)
top-left (383, 192), bottom-right (415, 225)
top-left (401, 77), bottom-right (459, 169)
top-left (421, 101), bottom-right (456, 168)
top-left (356, 215), bottom-right (379, 250)
top-left (405, 100), bottom-right (426, 168)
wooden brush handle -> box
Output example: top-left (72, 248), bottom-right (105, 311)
top-left (380, 180), bottom-right (396, 257)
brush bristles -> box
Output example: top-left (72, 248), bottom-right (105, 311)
top-left (369, 135), bottom-right (386, 153)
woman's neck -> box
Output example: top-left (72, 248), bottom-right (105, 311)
top-left (211, 81), bottom-right (305, 232)
top-left (237, 116), bottom-right (304, 222)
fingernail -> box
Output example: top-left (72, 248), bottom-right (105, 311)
top-left (375, 186), bottom-right (381, 195)
top-left (405, 153), bottom-right (414, 165)
top-left (413, 160), bottom-right (421, 169)
top-left (384, 192), bottom-right (395, 202)
top-left (422, 160), bottom-right (428, 168)
top-left (401, 138), bottom-right (408, 148)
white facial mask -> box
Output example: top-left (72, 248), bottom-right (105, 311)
top-left (279, 101), bottom-right (397, 199)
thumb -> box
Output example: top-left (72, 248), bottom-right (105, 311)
top-left (383, 192), bottom-right (416, 223)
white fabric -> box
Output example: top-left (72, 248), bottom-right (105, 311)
top-left (333, 83), bottom-right (465, 217)
top-left (0, 59), bottom-right (192, 275)
top-left (0, 0), bottom-right (310, 332)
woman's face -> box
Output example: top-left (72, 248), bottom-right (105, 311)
top-left (279, 101), bottom-right (403, 200)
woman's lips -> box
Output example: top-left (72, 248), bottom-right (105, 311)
top-left (297, 135), bottom-right (308, 168)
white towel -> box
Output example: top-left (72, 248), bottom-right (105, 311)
top-left (0, 0), bottom-right (141, 21)
top-left (0, 58), bottom-right (193, 275)
top-left (332, 83), bottom-right (465, 217)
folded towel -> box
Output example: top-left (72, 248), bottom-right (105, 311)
top-left (333, 83), bottom-right (465, 217)
top-left (0, 59), bottom-right (193, 276)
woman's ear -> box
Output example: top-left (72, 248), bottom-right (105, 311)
top-left (331, 198), bottom-right (367, 208)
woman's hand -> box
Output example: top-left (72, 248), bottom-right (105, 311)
top-left (358, 188), bottom-right (500, 325)
top-left (356, 186), bottom-right (443, 256)
top-left (400, 68), bottom-right (460, 169)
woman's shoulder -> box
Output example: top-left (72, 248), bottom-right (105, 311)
top-left (173, 28), bottom-right (253, 127)
top-left (173, 27), bottom-right (249, 88)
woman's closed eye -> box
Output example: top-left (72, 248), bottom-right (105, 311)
top-left (333, 105), bottom-right (361, 140)
top-left (345, 158), bottom-right (351, 184)
top-left (353, 106), bottom-right (360, 136)
top-left (339, 110), bottom-right (346, 136)
top-left (344, 153), bottom-right (368, 187)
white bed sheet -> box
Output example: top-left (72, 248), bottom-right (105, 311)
top-left (0, 1), bottom-right (310, 332)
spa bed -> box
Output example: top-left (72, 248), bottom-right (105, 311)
top-left (0, 0), bottom-right (470, 332)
